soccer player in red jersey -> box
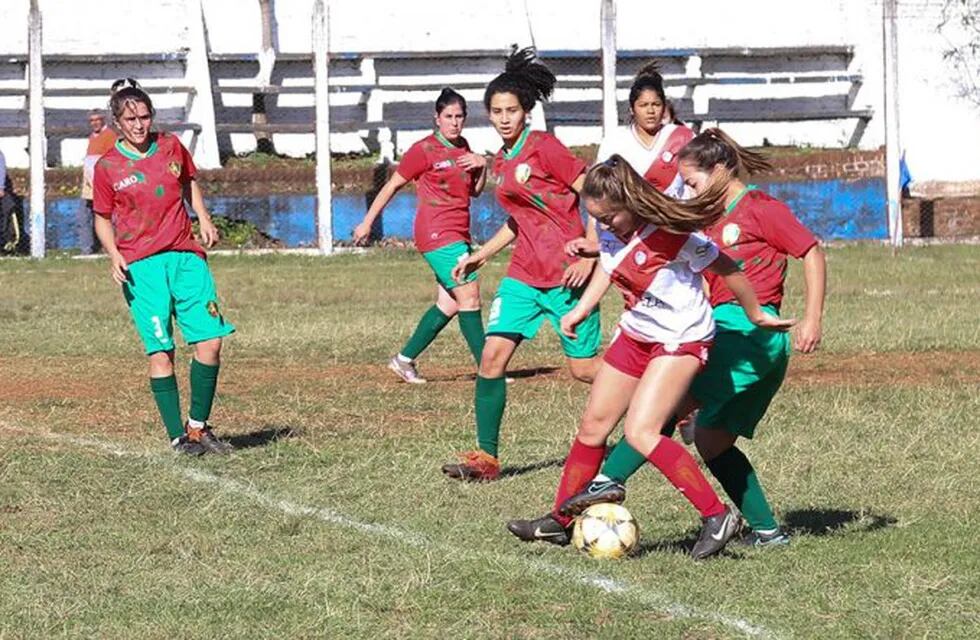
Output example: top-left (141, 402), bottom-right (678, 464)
top-left (440, 48), bottom-right (602, 482)
top-left (561, 129), bottom-right (827, 548)
top-left (92, 81), bottom-right (235, 455)
top-left (506, 156), bottom-right (794, 558)
top-left (353, 89), bottom-right (488, 384)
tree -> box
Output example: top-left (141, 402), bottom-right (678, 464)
top-left (938, 0), bottom-right (980, 108)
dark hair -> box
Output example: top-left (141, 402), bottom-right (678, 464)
top-left (677, 128), bottom-right (772, 176)
top-left (435, 88), bottom-right (467, 117)
top-left (628, 62), bottom-right (666, 109)
top-left (583, 155), bottom-right (728, 233)
top-left (483, 46), bottom-right (556, 111)
top-left (109, 78), bottom-right (155, 120)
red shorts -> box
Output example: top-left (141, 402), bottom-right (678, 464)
top-left (603, 330), bottom-right (712, 379)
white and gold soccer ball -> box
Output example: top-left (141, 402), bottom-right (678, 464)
top-left (571, 503), bottom-right (639, 559)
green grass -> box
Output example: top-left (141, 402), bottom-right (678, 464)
top-left (1, 244), bottom-right (979, 639)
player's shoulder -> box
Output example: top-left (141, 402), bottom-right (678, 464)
top-left (741, 188), bottom-right (791, 216)
top-left (527, 130), bottom-right (566, 151)
top-left (673, 124), bottom-right (696, 142)
top-left (94, 144), bottom-right (124, 170)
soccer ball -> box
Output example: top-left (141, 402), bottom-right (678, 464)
top-left (571, 503), bottom-right (639, 559)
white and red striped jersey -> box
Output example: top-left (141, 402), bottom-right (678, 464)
top-left (595, 123), bottom-right (695, 199)
top-left (599, 224), bottom-right (719, 346)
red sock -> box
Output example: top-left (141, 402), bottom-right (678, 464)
top-left (551, 438), bottom-right (606, 527)
top-left (646, 436), bottom-right (725, 518)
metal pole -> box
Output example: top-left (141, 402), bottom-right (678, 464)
top-left (313, 0), bottom-right (333, 254)
top-left (883, 0), bottom-right (903, 249)
top-left (28, 0), bottom-right (45, 259)
top-left (600, 0), bottom-right (618, 136)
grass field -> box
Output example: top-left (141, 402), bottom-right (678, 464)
top-left (1, 244), bottom-right (979, 639)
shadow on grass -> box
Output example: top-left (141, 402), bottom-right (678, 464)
top-left (782, 508), bottom-right (897, 536)
top-left (431, 366), bottom-right (563, 383)
top-left (225, 426), bottom-right (297, 450)
top-left (499, 456), bottom-right (566, 479)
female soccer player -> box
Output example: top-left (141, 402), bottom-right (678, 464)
top-left (595, 63), bottom-right (694, 198)
top-left (506, 155), bottom-right (793, 558)
top-left (353, 89), bottom-right (488, 384)
top-left (92, 81), bottom-right (235, 455)
top-left (559, 129), bottom-right (826, 548)
top-left (440, 48), bottom-right (601, 482)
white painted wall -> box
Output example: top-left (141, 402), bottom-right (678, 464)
top-left (0, 0), bottom-right (977, 184)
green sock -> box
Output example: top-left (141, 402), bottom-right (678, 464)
top-left (706, 446), bottom-right (778, 532)
top-left (189, 359), bottom-right (221, 423)
top-left (457, 310), bottom-right (486, 365)
top-left (400, 306), bottom-right (453, 360)
top-left (601, 437), bottom-right (649, 483)
top-left (150, 375), bottom-right (185, 441)
top-left (475, 375), bottom-right (506, 458)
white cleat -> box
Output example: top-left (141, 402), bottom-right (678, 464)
top-left (388, 356), bottom-right (427, 384)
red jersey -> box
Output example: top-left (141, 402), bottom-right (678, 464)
top-left (490, 129), bottom-right (587, 288)
top-left (396, 132), bottom-right (477, 252)
top-left (93, 132), bottom-right (205, 264)
top-left (703, 187), bottom-right (818, 308)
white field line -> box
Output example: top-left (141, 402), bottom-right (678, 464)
top-left (5, 427), bottom-right (781, 640)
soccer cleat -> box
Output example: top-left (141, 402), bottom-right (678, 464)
top-left (691, 505), bottom-right (740, 560)
top-left (558, 478), bottom-right (627, 516)
top-left (738, 528), bottom-right (791, 548)
top-left (388, 356), bottom-right (426, 384)
top-left (186, 424), bottom-right (234, 455)
top-left (506, 513), bottom-right (571, 546)
top-left (441, 450), bottom-right (500, 482)
top-left (171, 434), bottom-right (207, 456)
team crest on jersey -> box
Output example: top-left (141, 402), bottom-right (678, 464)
top-left (168, 161), bottom-right (182, 178)
top-left (662, 150), bottom-right (674, 163)
top-left (722, 223), bottom-right (741, 246)
top-left (634, 250), bottom-right (648, 265)
top-left (514, 163), bottom-right (532, 184)
top-left (206, 300), bottom-right (220, 318)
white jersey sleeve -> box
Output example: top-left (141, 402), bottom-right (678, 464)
top-left (677, 232), bottom-right (719, 273)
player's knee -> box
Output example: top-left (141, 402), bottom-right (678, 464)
top-left (478, 347), bottom-right (508, 377)
top-left (568, 359), bottom-right (597, 384)
top-left (577, 414), bottom-right (613, 446)
top-left (194, 338), bottom-right (222, 364)
top-left (147, 351), bottom-right (175, 377)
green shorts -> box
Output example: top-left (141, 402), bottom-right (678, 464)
top-left (691, 303), bottom-right (789, 439)
top-left (486, 276), bottom-right (601, 359)
top-left (122, 251), bottom-right (235, 355)
top-left (422, 241), bottom-right (478, 290)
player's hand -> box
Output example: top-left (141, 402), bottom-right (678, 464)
top-left (456, 153), bottom-right (487, 172)
top-left (352, 221), bottom-right (373, 245)
top-left (561, 258), bottom-right (595, 289)
top-left (560, 308), bottom-right (587, 339)
top-left (565, 237), bottom-right (599, 258)
top-left (109, 252), bottom-right (129, 285)
top-left (0, 189), bottom-right (5, 198)
top-left (198, 217), bottom-right (219, 248)
top-left (793, 318), bottom-right (822, 353)
top-left (748, 311), bottom-right (796, 332)
top-left (452, 254), bottom-right (484, 284)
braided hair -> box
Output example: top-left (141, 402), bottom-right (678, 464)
top-left (483, 46), bottom-right (556, 111)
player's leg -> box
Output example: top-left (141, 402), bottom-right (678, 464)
top-left (171, 253), bottom-right (235, 454)
top-left (124, 254), bottom-right (202, 454)
top-left (623, 348), bottom-right (738, 559)
top-left (449, 279), bottom-right (485, 365)
top-left (543, 282), bottom-right (601, 384)
top-left (507, 361), bottom-right (638, 544)
top-left (442, 278), bottom-right (543, 481)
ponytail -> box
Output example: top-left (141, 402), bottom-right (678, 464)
top-left (628, 61), bottom-right (666, 108)
top-left (483, 46), bottom-right (556, 111)
top-left (677, 128), bottom-right (772, 176)
top-left (583, 155), bottom-right (728, 233)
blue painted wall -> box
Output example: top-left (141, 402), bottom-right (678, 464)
top-left (38, 177), bottom-right (886, 250)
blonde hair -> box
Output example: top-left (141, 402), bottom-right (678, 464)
top-left (583, 155), bottom-right (728, 233)
top-left (677, 127), bottom-right (772, 176)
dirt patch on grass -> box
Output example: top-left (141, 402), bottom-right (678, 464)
top-left (786, 351), bottom-right (980, 387)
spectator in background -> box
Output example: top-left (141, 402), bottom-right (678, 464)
top-left (80, 109), bottom-right (116, 252)
top-left (0, 148), bottom-right (20, 253)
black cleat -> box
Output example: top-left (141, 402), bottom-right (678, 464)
top-left (739, 528), bottom-right (791, 548)
top-left (691, 505), bottom-right (740, 560)
top-left (506, 513), bottom-right (571, 546)
top-left (171, 434), bottom-right (207, 456)
top-left (187, 425), bottom-right (234, 455)
top-left (558, 478), bottom-right (626, 516)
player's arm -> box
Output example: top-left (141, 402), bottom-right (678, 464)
top-left (561, 172), bottom-right (597, 288)
top-left (457, 152), bottom-right (488, 196)
top-left (452, 220), bottom-right (516, 284)
top-left (708, 253), bottom-right (795, 332)
top-left (794, 244), bottom-right (826, 353)
top-left (353, 172), bottom-right (409, 245)
top-left (93, 215), bottom-right (128, 285)
top-left (185, 179), bottom-right (218, 248)
top-left (560, 267), bottom-right (611, 338)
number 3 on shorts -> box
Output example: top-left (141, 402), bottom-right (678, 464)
top-left (151, 316), bottom-right (165, 341)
